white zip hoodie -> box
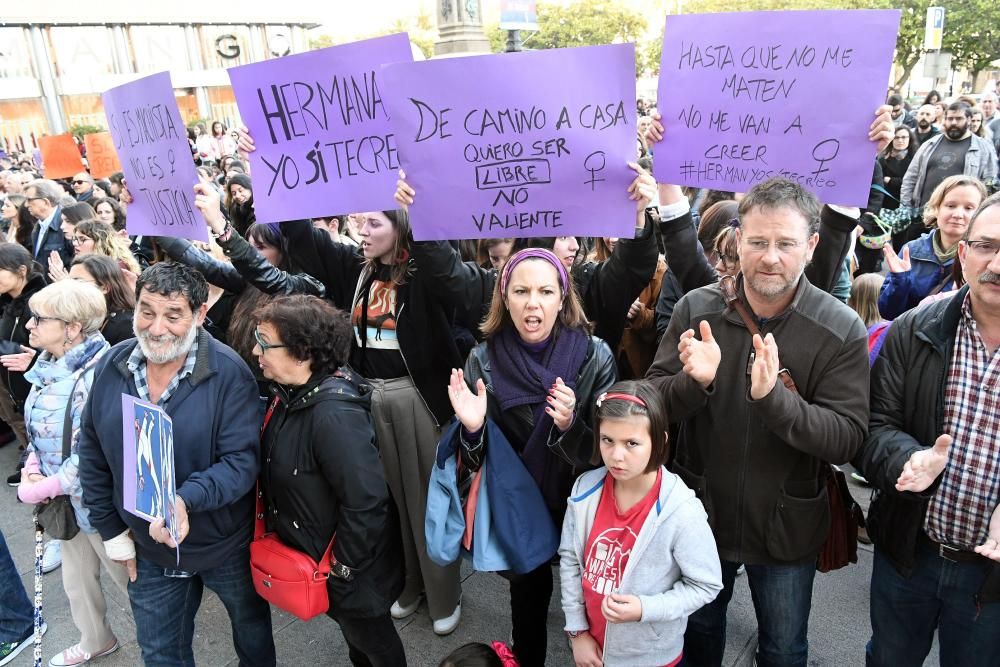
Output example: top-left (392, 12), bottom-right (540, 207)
top-left (559, 466), bottom-right (723, 666)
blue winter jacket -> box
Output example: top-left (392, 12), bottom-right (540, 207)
top-left (24, 333), bottom-right (110, 532)
top-left (878, 230), bottom-right (955, 320)
top-left (78, 328), bottom-right (261, 571)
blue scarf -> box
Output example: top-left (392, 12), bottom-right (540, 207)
top-left (488, 325), bottom-right (589, 496)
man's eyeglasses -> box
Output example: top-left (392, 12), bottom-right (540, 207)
top-left (72, 180), bottom-right (89, 186)
top-left (254, 328), bottom-right (287, 352)
top-left (965, 240), bottom-right (1000, 258)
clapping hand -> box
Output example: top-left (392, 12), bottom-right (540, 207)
top-left (750, 333), bottom-right (780, 400)
top-left (895, 434), bottom-right (952, 493)
top-left (48, 251), bottom-right (68, 282)
top-left (447, 368), bottom-right (487, 433)
top-left (678, 320), bottom-right (721, 389)
top-left (546, 377), bottom-right (576, 432)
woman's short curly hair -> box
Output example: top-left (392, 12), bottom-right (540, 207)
top-left (254, 295), bottom-right (352, 376)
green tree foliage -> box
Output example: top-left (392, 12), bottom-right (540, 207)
top-left (68, 124), bottom-right (104, 136)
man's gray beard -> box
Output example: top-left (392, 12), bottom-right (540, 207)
top-left (135, 322), bottom-right (198, 364)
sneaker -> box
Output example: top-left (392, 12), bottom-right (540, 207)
top-left (48, 638), bottom-right (119, 666)
top-left (851, 472), bottom-right (871, 485)
top-left (0, 622), bottom-right (47, 666)
top-left (432, 602), bottom-right (462, 636)
top-left (6, 465), bottom-right (22, 487)
top-left (42, 541), bottom-right (62, 574)
top-left (389, 595), bottom-right (422, 620)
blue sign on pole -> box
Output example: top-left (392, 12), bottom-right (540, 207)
top-left (500, 0), bottom-right (538, 31)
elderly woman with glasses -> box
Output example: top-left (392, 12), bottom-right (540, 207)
top-left (253, 294), bottom-right (406, 665)
top-left (16, 279), bottom-right (125, 667)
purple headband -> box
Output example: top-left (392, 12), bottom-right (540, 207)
top-left (500, 248), bottom-right (571, 296)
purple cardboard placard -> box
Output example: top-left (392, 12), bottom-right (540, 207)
top-left (383, 43), bottom-right (637, 241)
top-left (121, 394), bottom-right (180, 561)
top-left (655, 10), bottom-right (900, 207)
top-left (228, 33), bottom-right (413, 224)
top-left (102, 71), bottom-right (208, 241)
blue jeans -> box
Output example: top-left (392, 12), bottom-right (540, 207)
top-left (0, 528), bottom-right (34, 643)
top-left (684, 558), bottom-right (816, 667)
top-left (867, 543), bottom-right (1000, 667)
top-left (128, 548), bottom-right (275, 667)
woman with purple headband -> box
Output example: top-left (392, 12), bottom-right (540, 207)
top-left (447, 246), bottom-right (617, 666)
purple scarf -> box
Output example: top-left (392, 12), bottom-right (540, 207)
top-left (488, 325), bottom-right (590, 494)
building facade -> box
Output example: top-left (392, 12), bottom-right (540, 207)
top-left (1, 5), bottom-right (319, 152)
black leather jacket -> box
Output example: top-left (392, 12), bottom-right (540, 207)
top-left (461, 333), bottom-right (617, 516)
top-left (155, 223), bottom-right (325, 299)
top-left (858, 286), bottom-right (1000, 602)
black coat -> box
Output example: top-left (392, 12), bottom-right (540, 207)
top-left (878, 152), bottom-right (915, 210)
top-left (0, 273), bottom-right (46, 405)
top-left (280, 222), bottom-right (491, 426)
top-left (260, 370), bottom-right (403, 619)
top-left (858, 286), bottom-right (1000, 602)
top-left (101, 309), bottom-right (134, 346)
top-left (461, 334), bottom-right (617, 517)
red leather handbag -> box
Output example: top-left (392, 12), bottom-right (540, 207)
top-left (249, 397), bottom-right (336, 621)
top-left (249, 487), bottom-right (335, 621)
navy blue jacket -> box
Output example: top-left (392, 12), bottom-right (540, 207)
top-left (30, 206), bottom-right (73, 267)
top-left (79, 328), bottom-right (261, 571)
top-left (878, 230), bottom-right (955, 320)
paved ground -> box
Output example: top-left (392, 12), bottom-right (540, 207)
top-left (1, 438), bottom-right (939, 666)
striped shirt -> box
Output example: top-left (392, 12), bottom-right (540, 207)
top-left (925, 294), bottom-right (1000, 549)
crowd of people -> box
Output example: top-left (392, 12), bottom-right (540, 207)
top-left (0, 80), bottom-right (998, 667)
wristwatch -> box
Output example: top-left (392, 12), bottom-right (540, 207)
top-left (565, 630), bottom-right (584, 640)
top-left (331, 559), bottom-right (354, 581)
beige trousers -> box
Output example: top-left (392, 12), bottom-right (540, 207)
top-left (61, 529), bottom-right (130, 654)
top-left (370, 376), bottom-right (462, 621)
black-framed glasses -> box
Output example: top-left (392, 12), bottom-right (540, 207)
top-left (72, 180), bottom-right (88, 185)
top-left (27, 310), bottom-right (66, 326)
top-left (254, 328), bottom-right (287, 352)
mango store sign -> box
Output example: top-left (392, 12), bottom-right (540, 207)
top-left (383, 43), bottom-right (637, 241)
top-left (655, 10), bottom-right (901, 207)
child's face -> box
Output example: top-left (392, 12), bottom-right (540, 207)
top-left (599, 416), bottom-right (655, 482)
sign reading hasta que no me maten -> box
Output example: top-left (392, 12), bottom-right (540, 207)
top-left (655, 10), bottom-right (901, 207)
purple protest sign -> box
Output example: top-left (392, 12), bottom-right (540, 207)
top-left (228, 34), bottom-right (413, 224)
top-left (383, 44), bottom-right (637, 241)
top-left (655, 10), bottom-right (900, 207)
top-left (102, 71), bottom-right (207, 241)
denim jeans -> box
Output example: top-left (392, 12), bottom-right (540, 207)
top-left (684, 558), bottom-right (816, 667)
top-left (0, 528), bottom-right (34, 643)
top-left (127, 548), bottom-right (275, 667)
top-left (867, 543), bottom-right (1000, 667)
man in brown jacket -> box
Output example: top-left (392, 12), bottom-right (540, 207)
top-left (646, 177), bottom-right (871, 667)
